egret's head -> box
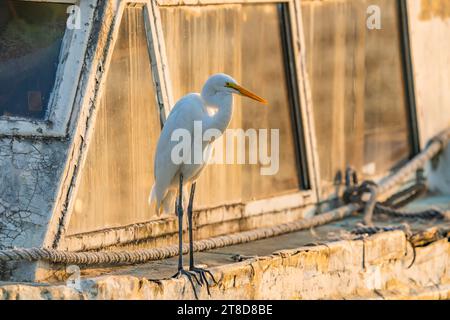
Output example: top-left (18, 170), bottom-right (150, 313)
top-left (203, 73), bottom-right (268, 105)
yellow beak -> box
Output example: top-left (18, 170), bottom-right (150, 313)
top-left (227, 83), bottom-right (268, 105)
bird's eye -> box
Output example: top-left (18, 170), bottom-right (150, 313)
top-left (225, 82), bottom-right (231, 87)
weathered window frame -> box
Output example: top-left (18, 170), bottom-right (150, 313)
top-left (47, 0), bottom-right (177, 250)
top-left (52, 0), bottom-right (321, 251)
top-left (299, 0), bottom-right (421, 202)
top-left (398, 0), bottom-right (420, 155)
top-left (0, 0), bottom-right (96, 137)
top-left (155, 0), bottom-right (320, 209)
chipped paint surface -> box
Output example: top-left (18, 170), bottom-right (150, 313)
top-left (0, 231), bottom-right (449, 300)
top-left (0, 138), bottom-right (68, 250)
top-left (419, 0), bottom-right (450, 21)
top-left (0, 1), bottom-right (101, 282)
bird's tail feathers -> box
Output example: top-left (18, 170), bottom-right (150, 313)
top-left (149, 184), bottom-right (157, 207)
top-left (149, 184), bottom-right (164, 215)
top-left (161, 189), bottom-right (177, 215)
top-left (149, 184), bottom-right (177, 216)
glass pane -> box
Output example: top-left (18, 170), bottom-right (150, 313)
top-left (67, 7), bottom-right (161, 235)
top-left (0, 0), bottom-right (68, 119)
top-left (301, 0), bottom-right (411, 192)
top-left (160, 4), bottom-right (300, 208)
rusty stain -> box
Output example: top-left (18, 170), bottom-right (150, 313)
top-left (419, 0), bottom-right (450, 21)
top-left (27, 91), bottom-right (43, 112)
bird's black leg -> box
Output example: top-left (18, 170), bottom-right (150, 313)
top-left (187, 182), bottom-right (217, 296)
top-left (188, 183), bottom-right (196, 271)
top-left (172, 174), bottom-right (201, 299)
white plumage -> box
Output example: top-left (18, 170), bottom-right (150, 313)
top-left (149, 73), bottom-right (267, 214)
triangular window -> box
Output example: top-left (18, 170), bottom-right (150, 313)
top-left (67, 6), bottom-right (161, 235)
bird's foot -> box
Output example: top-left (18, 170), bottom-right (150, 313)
top-left (189, 266), bottom-right (217, 296)
top-left (172, 268), bottom-right (202, 300)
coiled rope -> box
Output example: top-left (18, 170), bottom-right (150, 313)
top-left (344, 180), bottom-right (448, 224)
top-left (342, 129), bottom-right (450, 225)
top-left (0, 129), bottom-right (449, 266)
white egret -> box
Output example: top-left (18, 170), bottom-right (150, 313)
top-left (149, 73), bottom-right (267, 297)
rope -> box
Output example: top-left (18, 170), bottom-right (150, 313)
top-left (381, 183), bottom-right (427, 209)
top-left (350, 224), bottom-right (411, 237)
top-left (0, 203), bottom-right (359, 264)
top-left (377, 129), bottom-right (450, 195)
top-left (346, 181), bottom-right (447, 224)
top-left (0, 128), bottom-right (449, 266)
top-left (343, 129), bottom-right (450, 225)
top-left (374, 203), bottom-right (445, 219)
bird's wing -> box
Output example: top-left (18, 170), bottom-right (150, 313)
top-left (151, 93), bottom-right (205, 207)
top-left (167, 93), bottom-right (206, 117)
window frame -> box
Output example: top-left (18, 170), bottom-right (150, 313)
top-left (155, 0), bottom-right (320, 208)
top-left (299, 0), bottom-right (421, 202)
top-left (65, 2), bottom-right (167, 235)
top-left (0, 0), bottom-right (96, 137)
top-left (46, 0), bottom-right (177, 249)
top-left (398, 0), bottom-right (420, 155)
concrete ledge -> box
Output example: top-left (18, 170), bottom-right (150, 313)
top-left (1, 229), bottom-right (449, 300)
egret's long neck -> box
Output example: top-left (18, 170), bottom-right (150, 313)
top-left (201, 89), bottom-right (233, 134)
